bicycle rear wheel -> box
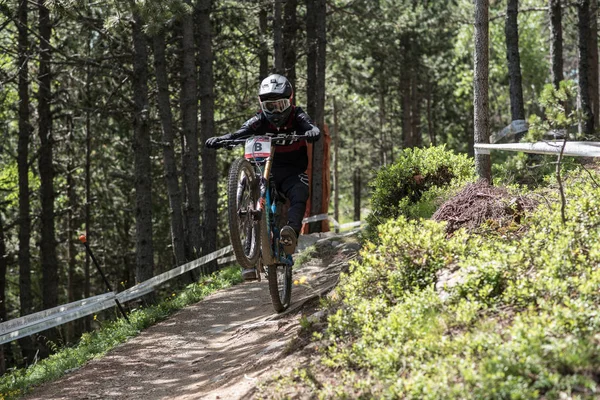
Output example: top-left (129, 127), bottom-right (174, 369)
top-left (227, 158), bottom-right (260, 269)
top-left (267, 263), bottom-right (292, 312)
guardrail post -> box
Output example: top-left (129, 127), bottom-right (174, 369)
top-left (79, 235), bottom-right (130, 324)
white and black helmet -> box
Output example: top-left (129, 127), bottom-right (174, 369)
top-left (258, 74), bottom-right (294, 127)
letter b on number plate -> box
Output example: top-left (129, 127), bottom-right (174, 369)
top-left (245, 136), bottom-right (272, 159)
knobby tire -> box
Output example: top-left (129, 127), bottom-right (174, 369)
top-left (227, 158), bottom-right (260, 269)
top-left (263, 201), bottom-right (292, 312)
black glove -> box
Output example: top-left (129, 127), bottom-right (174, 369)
top-left (205, 137), bottom-right (221, 148)
top-left (206, 134), bottom-right (233, 148)
top-left (304, 127), bottom-right (320, 143)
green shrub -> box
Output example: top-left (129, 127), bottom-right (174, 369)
top-left (366, 145), bottom-right (474, 240)
top-left (309, 167), bottom-right (600, 399)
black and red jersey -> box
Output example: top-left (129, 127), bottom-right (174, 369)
top-left (230, 106), bottom-right (318, 173)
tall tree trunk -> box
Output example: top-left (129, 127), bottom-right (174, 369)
top-left (17, 0), bottom-right (35, 363)
top-left (153, 32), bottom-right (186, 270)
top-left (66, 118), bottom-right (83, 344)
top-left (474, 0), bottom-right (492, 182)
top-left (505, 0), bottom-right (526, 141)
top-left (84, 35), bottom-right (92, 331)
top-left (38, 0), bottom-right (58, 353)
top-left (308, 0), bottom-right (327, 233)
top-left (197, 0), bottom-right (218, 273)
top-left (401, 35), bottom-right (413, 149)
top-left (427, 81), bottom-right (436, 146)
top-left (306, 0), bottom-right (317, 120)
top-left (578, 0), bottom-right (594, 136)
top-left (411, 68), bottom-right (422, 147)
top-left (401, 76), bottom-right (412, 147)
top-left (588, 0), bottom-right (599, 130)
top-left (283, 0), bottom-right (298, 87)
top-left (132, 11), bottom-right (154, 299)
top-left (273, 0), bottom-right (283, 73)
top-left (333, 97), bottom-right (339, 232)
top-left (259, 0), bottom-right (269, 80)
top-left (379, 86), bottom-right (387, 166)
top-left (181, 5), bottom-right (201, 262)
top-left (0, 211), bottom-right (7, 373)
top-left (353, 137), bottom-right (361, 222)
top-left (549, 0), bottom-right (564, 89)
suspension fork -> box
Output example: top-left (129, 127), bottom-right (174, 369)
top-left (257, 146), bottom-right (276, 212)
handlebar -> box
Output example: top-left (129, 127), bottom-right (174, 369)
top-left (216, 134), bottom-right (309, 149)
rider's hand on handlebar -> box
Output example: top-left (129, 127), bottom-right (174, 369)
top-left (304, 127), bottom-right (320, 143)
top-left (205, 137), bottom-right (221, 148)
top-left (205, 134), bottom-right (232, 148)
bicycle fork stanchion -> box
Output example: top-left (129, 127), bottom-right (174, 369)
top-left (78, 234), bottom-right (131, 324)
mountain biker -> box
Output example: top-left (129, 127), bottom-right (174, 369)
top-left (205, 73), bottom-right (321, 281)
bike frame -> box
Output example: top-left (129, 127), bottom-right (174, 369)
top-left (253, 143), bottom-right (292, 268)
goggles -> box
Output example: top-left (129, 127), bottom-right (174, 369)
top-left (260, 98), bottom-right (291, 113)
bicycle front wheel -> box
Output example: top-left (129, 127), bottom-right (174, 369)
top-left (267, 264), bottom-right (292, 312)
top-left (227, 158), bottom-right (260, 269)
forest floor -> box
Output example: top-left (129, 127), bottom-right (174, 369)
top-left (21, 231), bottom-right (361, 400)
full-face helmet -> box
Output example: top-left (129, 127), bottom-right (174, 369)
top-left (258, 74), bottom-right (293, 127)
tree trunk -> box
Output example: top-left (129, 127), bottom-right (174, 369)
top-left (411, 68), bottom-right (422, 147)
top-left (588, 0), bottom-right (599, 130)
top-left (283, 0), bottom-right (298, 87)
top-left (181, 5), bottom-right (201, 262)
top-left (308, 0), bottom-right (327, 233)
top-left (132, 12), bottom-right (155, 299)
top-left (0, 214), bottom-right (8, 375)
top-left (0, 211), bottom-right (7, 373)
top-left (273, 0), bottom-right (283, 73)
top-left (578, 0), bottom-right (594, 136)
top-left (17, 0), bottom-right (36, 363)
top-left (353, 137), bottom-right (361, 222)
top-left (197, 0), bottom-right (218, 273)
top-left (401, 35), bottom-right (413, 149)
top-left (84, 36), bottom-right (92, 330)
top-left (333, 97), bottom-right (339, 232)
top-left (153, 32), bottom-right (186, 269)
top-left (401, 78), bottom-right (412, 147)
top-left (38, 0), bottom-right (59, 352)
top-left (306, 0), bottom-right (317, 120)
top-left (66, 118), bottom-right (83, 344)
top-left (259, 0), bottom-right (269, 80)
top-left (427, 81), bottom-right (436, 146)
top-left (549, 0), bottom-right (564, 89)
top-left (505, 0), bottom-right (526, 141)
top-left (474, 0), bottom-right (492, 182)
top-left (379, 71), bottom-right (387, 166)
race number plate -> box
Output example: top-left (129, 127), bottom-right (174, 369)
top-left (245, 136), bottom-right (272, 159)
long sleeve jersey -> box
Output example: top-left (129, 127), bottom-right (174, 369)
top-left (230, 106), bottom-right (319, 174)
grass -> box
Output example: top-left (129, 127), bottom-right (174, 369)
top-left (0, 266), bottom-right (243, 400)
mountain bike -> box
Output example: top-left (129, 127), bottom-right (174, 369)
top-left (218, 134), bottom-right (307, 312)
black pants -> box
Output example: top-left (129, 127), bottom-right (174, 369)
top-left (272, 169), bottom-right (309, 234)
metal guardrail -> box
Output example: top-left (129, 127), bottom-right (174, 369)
top-left (0, 245), bottom-right (234, 345)
top-left (0, 217), bottom-right (362, 345)
top-left (474, 141), bottom-right (600, 157)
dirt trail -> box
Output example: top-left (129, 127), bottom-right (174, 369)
top-left (23, 233), bottom-right (359, 400)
